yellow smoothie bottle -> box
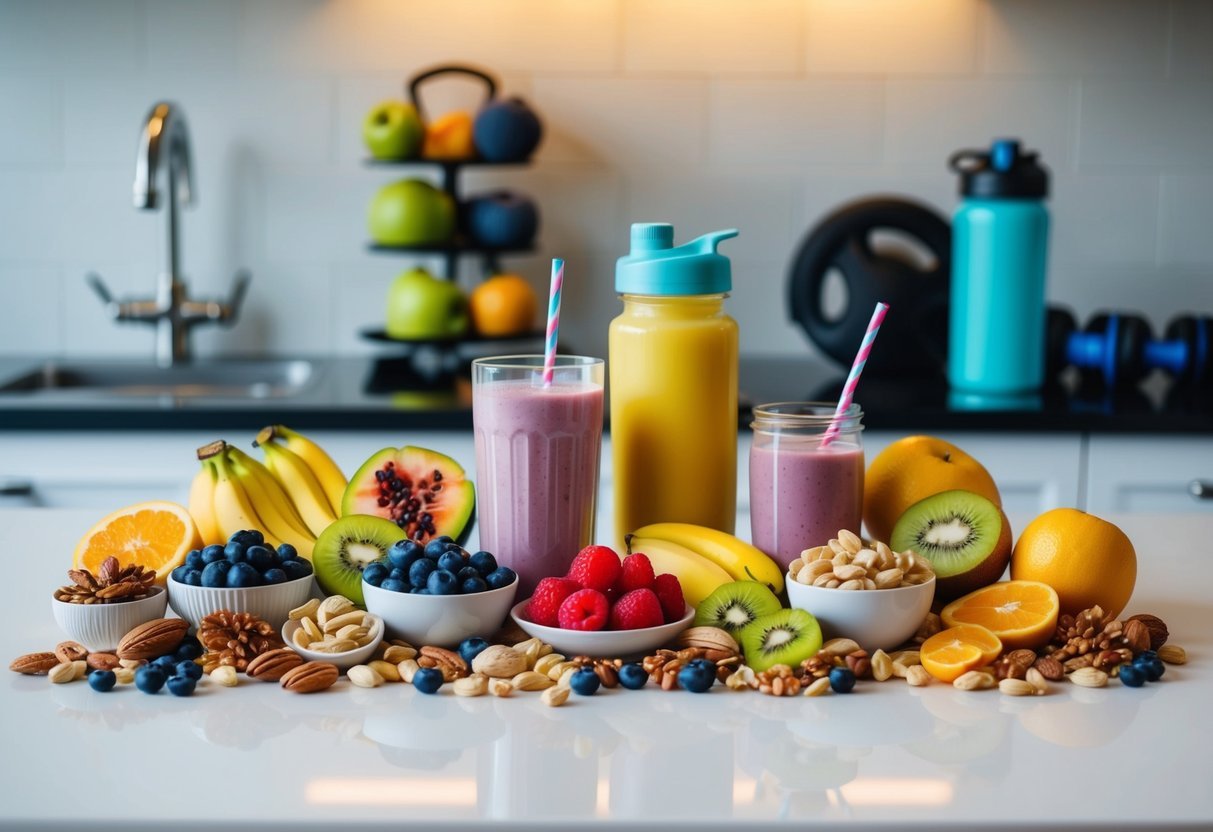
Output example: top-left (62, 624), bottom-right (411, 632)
top-left (610, 223), bottom-right (740, 547)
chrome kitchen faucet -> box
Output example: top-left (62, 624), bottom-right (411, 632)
top-left (87, 102), bottom-right (249, 367)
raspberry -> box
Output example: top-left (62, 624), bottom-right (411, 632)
top-left (608, 588), bottom-right (665, 630)
top-left (618, 552), bottom-right (656, 592)
top-left (557, 588), bottom-right (610, 631)
top-left (566, 545), bottom-right (621, 592)
top-left (652, 573), bottom-right (686, 623)
top-left (525, 577), bottom-right (581, 627)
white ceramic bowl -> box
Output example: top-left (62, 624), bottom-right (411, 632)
top-left (363, 578), bottom-right (518, 649)
top-left (51, 586), bottom-right (169, 651)
top-left (785, 571), bottom-right (935, 651)
top-left (510, 600), bottom-right (695, 658)
top-left (167, 574), bottom-right (314, 630)
top-left (281, 614), bottom-right (385, 671)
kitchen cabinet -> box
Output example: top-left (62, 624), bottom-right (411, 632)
top-left (1086, 436), bottom-right (1213, 514)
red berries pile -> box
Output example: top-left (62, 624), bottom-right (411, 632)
top-left (525, 545), bottom-right (686, 632)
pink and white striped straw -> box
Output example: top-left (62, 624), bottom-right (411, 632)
top-left (541, 258), bottom-right (564, 387)
top-left (821, 301), bottom-right (889, 447)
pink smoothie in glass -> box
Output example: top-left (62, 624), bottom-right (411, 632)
top-left (749, 440), bottom-right (864, 565)
top-left (473, 380), bottom-right (604, 596)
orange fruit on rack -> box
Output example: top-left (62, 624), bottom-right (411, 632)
top-left (863, 436), bottom-right (1002, 543)
top-left (940, 580), bottom-right (1060, 649)
top-left (1010, 508), bottom-right (1136, 618)
top-left (73, 501), bottom-right (201, 586)
top-left (469, 273), bottom-right (537, 337)
top-left (920, 624), bottom-right (1003, 682)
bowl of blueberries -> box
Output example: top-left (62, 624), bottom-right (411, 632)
top-left (361, 535), bottom-right (518, 649)
top-left (167, 530), bottom-right (315, 629)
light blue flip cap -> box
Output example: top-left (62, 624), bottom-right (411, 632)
top-left (615, 223), bottom-right (739, 295)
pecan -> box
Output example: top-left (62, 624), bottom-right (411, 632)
top-left (1122, 619), bottom-right (1152, 654)
top-left (86, 652), bottom-right (121, 671)
top-left (420, 646), bottom-right (468, 678)
top-left (117, 618), bottom-right (189, 660)
top-left (593, 662), bottom-right (619, 689)
top-left (280, 661), bottom-right (339, 693)
top-left (1032, 656), bottom-right (1065, 681)
top-left (845, 650), bottom-right (871, 679)
top-left (1126, 614), bottom-right (1168, 650)
top-left (245, 648), bottom-right (304, 681)
top-left (9, 652), bottom-right (58, 675)
top-left (54, 641), bottom-right (89, 664)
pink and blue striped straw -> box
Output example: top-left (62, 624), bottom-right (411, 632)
top-left (541, 258), bottom-right (564, 387)
top-left (821, 301), bottom-right (889, 447)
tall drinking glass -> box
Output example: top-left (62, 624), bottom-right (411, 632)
top-left (749, 402), bottom-right (864, 567)
top-left (472, 355), bottom-right (604, 596)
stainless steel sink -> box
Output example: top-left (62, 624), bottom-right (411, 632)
top-left (0, 359), bottom-right (315, 399)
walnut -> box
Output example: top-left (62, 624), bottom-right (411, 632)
top-left (1048, 606), bottom-right (1131, 663)
top-left (798, 651), bottom-right (839, 681)
top-left (199, 610), bottom-right (283, 673)
top-left (54, 557), bottom-right (156, 605)
top-left (756, 664), bottom-right (801, 696)
top-left (641, 648), bottom-right (737, 689)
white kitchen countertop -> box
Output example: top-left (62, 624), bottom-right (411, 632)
top-left (1, 509), bottom-right (1210, 831)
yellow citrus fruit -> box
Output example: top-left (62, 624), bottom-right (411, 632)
top-left (1010, 508), bottom-right (1136, 619)
top-left (469, 274), bottom-right (537, 337)
top-left (73, 501), bottom-right (201, 586)
top-left (940, 580), bottom-right (1059, 649)
top-left (920, 624), bottom-right (1003, 682)
top-left (864, 436), bottom-right (1001, 543)
top-left (422, 111), bottom-right (475, 159)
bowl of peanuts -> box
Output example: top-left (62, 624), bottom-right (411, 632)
top-left (785, 530), bottom-right (935, 651)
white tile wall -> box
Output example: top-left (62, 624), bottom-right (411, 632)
top-left (0, 0), bottom-right (1210, 363)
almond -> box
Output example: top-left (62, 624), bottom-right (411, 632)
top-left (1069, 666), bottom-right (1109, 688)
top-left (471, 645), bottom-right (527, 678)
top-left (54, 641), bottom-right (89, 664)
top-left (280, 661), bottom-right (339, 693)
top-left (245, 648), bottom-right (304, 682)
top-left (9, 652), bottom-right (58, 675)
top-left (86, 652), bottom-right (121, 671)
top-left (117, 618), bottom-right (189, 661)
top-left (1158, 644), bottom-right (1187, 665)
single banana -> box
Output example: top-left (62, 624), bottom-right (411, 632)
top-left (258, 425), bottom-right (347, 516)
top-left (210, 452), bottom-right (283, 548)
top-left (227, 446), bottom-right (311, 537)
top-left (227, 449), bottom-right (316, 560)
top-left (631, 522), bottom-right (785, 593)
top-left (259, 441), bottom-right (337, 538)
top-left (624, 535), bottom-right (732, 607)
top-left (187, 460), bottom-right (222, 545)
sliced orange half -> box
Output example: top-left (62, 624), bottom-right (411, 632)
top-left (940, 580), bottom-right (1060, 650)
top-left (920, 624), bottom-right (1003, 682)
top-left (73, 501), bottom-right (201, 586)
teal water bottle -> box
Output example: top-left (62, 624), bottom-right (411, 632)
top-left (947, 139), bottom-right (1050, 394)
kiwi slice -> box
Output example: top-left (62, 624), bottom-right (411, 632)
top-left (694, 581), bottom-right (783, 634)
top-left (739, 609), bottom-right (823, 672)
top-left (313, 514), bottom-right (404, 607)
top-left (889, 489), bottom-right (1012, 602)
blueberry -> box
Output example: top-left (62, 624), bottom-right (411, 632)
top-left (166, 675), bottom-right (197, 697)
top-left (423, 539), bottom-right (449, 560)
top-left (445, 543), bottom-right (469, 557)
top-left (363, 563), bottom-right (389, 587)
top-left (88, 670), bottom-right (117, 692)
top-left (176, 660), bottom-right (203, 680)
top-left (413, 667), bottom-right (444, 694)
top-left (458, 637), bottom-right (489, 665)
top-left (153, 655), bottom-right (178, 672)
top-left (183, 569), bottom-right (203, 586)
top-left (281, 559), bottom-right (312, 581)
top-left (829, 666), bottom-right (857, 693)
top-left (185, 549), bottom-right (205, 570)
top-left (570, 668), bottom-right (601, 696)
top-left (227, 562), bottom-right (263, 588)
top-left (437, 551), bottom-right (465, 573)
top-left (460, 577), bottom-right (488, 594)
top-left (457, 566), bottom-right (481, 583)
top-left (232, 529), bottom-right (264, 547)
top-left (201, 546), bottom-right (227, 566)
top-left (408, 558), bottom-right (437, 588)
top-left (1119, 664), bottom-right (1146, 687)
top-left (174, 640), bottom-right (203, 661)
top-left (678, 659), bottom-right (716, 693)
top-left (246, 545), bottom-right (275, 573)
top-left (416, 588), bottom-right (431, 595)
top-left (432, 535), bottom-right (454, 546)
top-left (618, 663), bottom-right (648, 690)
top-left (379, 578), bottom-right (408, 593)
top-left (134, 666), bottom-right (167, 694)
top-left (170, 565), bottom-right (190, 584)
top-left (200, 561), bottom-right (228, 588)
top-left (427, 569), bottom-right (458, 596)
top-left (388, 539), bottom-right (423, 570)
top-left (224, 541), bottom-right (247, 563)
top-left (485, 567), bottom-right (516, 590)
top-left (469, 551), bottom-right (497, 576)
top-left (262, 568), bottom-right (287, 585)
top-left (276, 543), bottom-right (298, 562)
top-left (1139, 657), bottom-right (1165, 681)
top-left (1138, 650), bottom-right (1158, 661)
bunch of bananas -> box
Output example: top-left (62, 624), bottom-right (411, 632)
top-left (625, 522), bottom-right (785, 606)
top-left (188, 426), bottom-right (348, 559)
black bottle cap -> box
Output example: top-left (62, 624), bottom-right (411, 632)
top-left (949, 139), bottom-right (1049, 199)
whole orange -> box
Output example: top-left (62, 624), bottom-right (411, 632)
top-left (422, 111), bottom-right (475, 160)
top-left (1010, 508), bottom-right (1136, 618)
top-left (863, 436), bottom-right (1001, 543)
top-left (469, 274), bottom-right (537, 337)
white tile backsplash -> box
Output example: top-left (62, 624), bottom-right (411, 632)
top-left (0, 0), bottom-right (1210, 360)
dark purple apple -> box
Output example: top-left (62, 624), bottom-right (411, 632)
top-left (465, 191), bottom-right (539, 249)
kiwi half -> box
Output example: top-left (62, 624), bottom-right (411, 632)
top-left (694, 581), bottom-right (782, 634)
top-left (889, 489), bottom-right (1012, 603)
top-left (313, 514), bottom-right (404, 607)
top-left (738, 609), bottom-right (823, 672)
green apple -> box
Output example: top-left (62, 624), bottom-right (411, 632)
top-left (368, 179), bottom-right (456, 246)
top-left (363, 100), bottom-right (423, 160)
top-left (385, 267), bottom-right (469, 339)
